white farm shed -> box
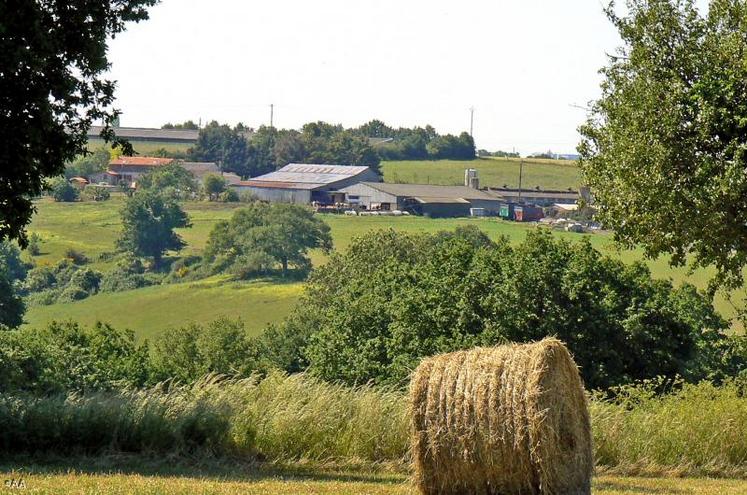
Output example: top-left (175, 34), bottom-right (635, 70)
top-left (231, 163), bottom-right (380, 204)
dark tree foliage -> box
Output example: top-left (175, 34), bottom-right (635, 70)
top-left (205, 202), bottom-right (332, 277)
top-left (117, 190), bottom-right (191, 267)
top-left (0, 241), bottom-right (27, 329)
top-left (0, 321), bottom-right (149, 393)
top-left (288, 228), bottom-right (729, 389)
top-left (0, 0), bottom-right (156, 247)
top-left (137, 162), bottom-right (198, 198)
top-left (65, 148), bottom-right (111, 179)
top-left (579, 0), bottom-right (747, 292)
top-left (162, 120), bottom-right (199, 130)
top-left (187, 121), bottom-right (261, 178)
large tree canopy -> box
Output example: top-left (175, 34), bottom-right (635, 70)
top-left (0, 0), bottom-right (156, 246)
top-left (579, 0), bottom-right (747, 291)
top-left (287, 228), bottom-right (731, 389)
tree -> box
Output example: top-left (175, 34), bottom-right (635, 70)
top-left (0, 0), bottom-right (156, 247)
top-left (287, 228), bottom-right (727, 389)
top-left (203, 174), bottom-right (227, 201)
top-left (188, 122), bottom-right (256, 178)
top-left (49, 178), bottom-right (79, 202)
top-left (137, 163), bottom-right (197, 198)
top-left (162, 120), bottom-right (198, 130)
top-left (205, 203), bottom-right (332, 277)
top-left (578, 0), bottom-right (747, 292)
top-left (0, 241), bottom-right (27, 329)
top-left (117, 191), bottom-right (191, 267)
top-left (65, 148), bottom-right (111, 179)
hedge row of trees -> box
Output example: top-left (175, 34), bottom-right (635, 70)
top-left (185, 120), bottom-right (477, 179)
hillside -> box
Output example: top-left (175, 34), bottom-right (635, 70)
top-left (381, 157), bottom-right (581, 191)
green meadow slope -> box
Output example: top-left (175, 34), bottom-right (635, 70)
top-left (381, 157), bottom-right (581, 190)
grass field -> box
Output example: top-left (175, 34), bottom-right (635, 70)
top-left (381, 157), bottom-right (581, 190)
top-left (22, 276), bottom-right (301, 339)
top-left (86, 138), bottom-right (191, 156)
top-left (23, 198), bottom-right (746, 337)
top-left (0, 464), bottom-right (744, 495)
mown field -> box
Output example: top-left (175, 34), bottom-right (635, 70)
top-left (1, 469), bottom-right (744, 495)
top-left (381, 157), bottom-right (581, 190)
top-left (23, 196), bottom-right (745, 339)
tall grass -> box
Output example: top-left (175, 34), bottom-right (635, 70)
top-left (0, 373), bottom-right (408, 465)
top-left (591, 380), bottom-right (747, 476)
top-left (1, 373), bottom-right (746, 476)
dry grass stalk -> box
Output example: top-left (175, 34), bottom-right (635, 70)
top-left (410, 338), bottom-right (592, 495)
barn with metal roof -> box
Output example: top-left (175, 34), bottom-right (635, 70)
top-left (232, 163), bottom-right (381, 204)
top-left (339, 182), bottom-right (503, 217)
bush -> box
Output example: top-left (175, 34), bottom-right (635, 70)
top-left (69, 268), bottom-right (101, 292)
top-left (100, 269), bottom-right (151, 293)
top-left (0, 322), bottom-right (150, 394)
top-left (150, 318), bottom-right (257, 383)
top-left (230, 251), bottom-right (275, 280)
top-left (50, 178), bottom-right (79, 202)
top-left (27, 233), bottom-right (42, 256)
top-left (64, 248), bottom-right (88, 265)
top-left (25, 289), bottom-right (60, 307)
top-left (218, 188), bottom-right (239, 202)
top-left (57, 285), bottom-right (90, 302)
top-left (82, 185), bottom-right (111, 201)
top-left (22, 259), bottom-right (102, 304)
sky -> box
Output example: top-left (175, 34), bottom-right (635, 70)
top-left (107, 0), bottom-right (626, 156)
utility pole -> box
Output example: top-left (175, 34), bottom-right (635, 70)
top-left (469, 107), bottom-right (475, 137)
top-left (270, 103), bottom-right (274, 128)
top-left (518, 159), bottom-right (524, 201)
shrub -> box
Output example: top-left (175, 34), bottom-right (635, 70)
top-left (99, 256), bottom-right (152, 293)
top-left (69, 268), bottom-right (101, 292)
top-left (82, 185), bottom-right (111, 201)
top-left (238, 191), bottom-right (258, 203)
top-left (50, 178), bottom-right (79, 202)
top-left (151, 318), bottom-right (257, 383)
top-left (25, 289), bottom-right (60, 307)
top-left (203, 174), bottom-right (227, 201)
top-left (218, 188), bottom-right (239, 202)
top-left (57, 285), bottom-right (89, 302)
top-left (230, 251), bottom-right (275, 280)
top-left (64, 248), bottom-right (88, 265)
top-left (27, 233), bottom-right (42, 256)
top-left (0, 322), bottom-right (150, 394)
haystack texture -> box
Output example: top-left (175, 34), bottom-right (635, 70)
top-left (409, 338), bottom-right (592, 495)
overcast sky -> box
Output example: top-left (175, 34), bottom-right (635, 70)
top-left (107, 0), bottom-right (627, 155)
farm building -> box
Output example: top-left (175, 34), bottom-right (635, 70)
top-left (105, 156), bottom-right (174, 186)
top-left (339, 182), bottom-right (503, 217)
top-left (231, 164), bottom-right (381, 204)
top-left (87, 126), bottom-right (200, 145)
top-left (486, 187), bottom-right (580, 206)
top-left (181, 162), bottom-right (242, 185)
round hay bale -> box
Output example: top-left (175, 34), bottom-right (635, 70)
top-left (409, 338), bottom-right (592, 495)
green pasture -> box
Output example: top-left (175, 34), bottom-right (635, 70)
top-left (381, 157), bottom-right (581, 190)
top-left (22, 198), bottom-right (745, 338)
top-left (86, 138), bottom-right (191, 155)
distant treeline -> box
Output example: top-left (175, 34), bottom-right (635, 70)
top-left (159, 119), bottom-right (476, 179)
